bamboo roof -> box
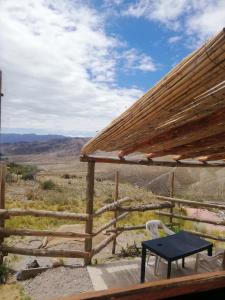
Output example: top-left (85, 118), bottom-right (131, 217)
top-left (81, 29), bottom-right (225, 162)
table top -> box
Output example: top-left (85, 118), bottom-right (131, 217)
top-left (142, 231), bottom-right (213, 261)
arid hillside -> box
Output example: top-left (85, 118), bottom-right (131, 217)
top-left (2, 136), bottom-right (225, 202)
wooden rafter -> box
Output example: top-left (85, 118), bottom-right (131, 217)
top-left (80, 155), bottom-right (225, 168)
top-left (146, 131), bottom-right (225, 159)
top-left (119, 107), bottom-right (225, 157)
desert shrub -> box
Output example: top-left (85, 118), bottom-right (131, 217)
top-left (21, 172), bottom-right (35, 181)
top-left (41, 179), bottom-right (57, 190)
top-left (61, 173), bottom-right (70, 179)
top-left (8, 162), bottom-right (38, 181)
top-left (0, 261), bottom-right (9, 283)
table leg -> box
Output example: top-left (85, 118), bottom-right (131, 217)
top-left (182, 257), bottom-right (185, 268)
top-left (141, 246), bottom-right (146, 283)
top-left (167, 261), bottom-right (171, 279)
top-left (208, 245), bottom-right (212, 256)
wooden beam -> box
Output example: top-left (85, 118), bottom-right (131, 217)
top-left (173, 145), bottom-right (225, 160)
top-left (0, 163), bottom-right (6, 263)
top-left (198, 152), bottom-right (225, 161)
top-left (93, 197), bottom-right (131, 217)
top-left (156, 211), bottom-right (225, 226)
top-left (0, 228), bottom-right (91, 239)
top-left (58, 271), bottom-right (225, 300)
top-left (80, 155), bottom-right (225, 168)
top-left (92, 233), bottom-right (120, 256)
top-left (85, 161), bottom-right (95, 265)
top-left (112, 171), bottom-right (119, 254)
top-left (156, 195), bottom-right (225, 210)
top-left (0, 208), bottom-right (89, 221)
top-left (0, 245), bottom-right (90, 258)
top-left (94, 212), bottom-right (129, 236)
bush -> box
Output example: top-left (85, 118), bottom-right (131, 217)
top-left (21, 172), bottom-right (35, 181)
top-left (41, 179), bottom-right (57, 190)
top-left (8, 162), bottom-right (38, 181)
top-left (0, 261), bottom-right (9, 283)
top-left (61, 173), bottom-right (70, 179)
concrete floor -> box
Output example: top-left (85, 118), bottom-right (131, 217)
top-left (87, 255), bottom-right (198, 291)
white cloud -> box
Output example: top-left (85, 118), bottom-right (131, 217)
top-left (124, 0), bottom-right (225, 44)
top-left (122, 49), bottom-right (156, 72)
top-left (0, 0), bottom-right (155, 136)
top-left (168, 36), bottom-right (182, 44)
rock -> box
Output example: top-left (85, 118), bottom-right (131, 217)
top-left (51, 258), bottom-right (64, 268)
top-left (27, 259), bottom-right (40, 269)
top-left (16, 267), bottom-right (50, 281)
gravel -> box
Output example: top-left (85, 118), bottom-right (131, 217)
top-left (23, 266), bottom-right (93, 300)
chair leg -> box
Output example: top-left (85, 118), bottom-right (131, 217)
top-left (154, 256), bottom-right (161, 275)
top-left (146, 251), bottom-right (151, 265)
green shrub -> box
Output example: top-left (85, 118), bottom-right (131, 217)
top-left (61, 173), bottom-right (70, 179)
top-left (8, 162), bottom-right (38, 181)
top-left (0, 261), bottom-right (9, 283)
top-left (41, 179), bottom-right (57, 190)
top-left (21, 172), bottom-right (35, 181)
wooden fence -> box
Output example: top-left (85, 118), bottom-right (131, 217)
top-left (0, 162), bottom-right (173, 264)
top-left (1, 160), bottom-right (225, 265)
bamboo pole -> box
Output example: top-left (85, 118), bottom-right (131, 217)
top-left (156, 195), bottom-right (225, 210)
top-left (0, 208), bottom-right (89, 221)
top-left (156, 211), bottom-right (225, 226)
top-left (0, 228), bottom-right (91, 239)
top-left (112, 171), bottom-right (119, 254)
top-left (0, 245), bottom-right (90, 258)
top-left (84, 161), bottom-right (95, 265)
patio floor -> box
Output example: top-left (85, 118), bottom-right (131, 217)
top-left (87, 254), bottom-right (204, 291)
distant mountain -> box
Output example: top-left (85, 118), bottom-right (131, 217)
top-left (1, 136), bottom-right (90, 157)
top-left (1, 133), bottom-right (68, 144)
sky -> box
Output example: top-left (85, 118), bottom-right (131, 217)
top-left (1, 0), bottom-right (225, 137)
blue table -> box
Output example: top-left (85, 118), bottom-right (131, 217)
top-left (141, 231), bottom-right (213, 282)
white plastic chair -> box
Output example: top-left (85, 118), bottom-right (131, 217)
top-left (195, 249), bottom-right (225, 273)
top-left (145, 220), bottom-right (178, 275)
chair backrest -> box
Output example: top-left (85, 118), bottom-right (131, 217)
top-left (146, 220), bottom-right (174, 239)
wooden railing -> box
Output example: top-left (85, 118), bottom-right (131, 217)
top-left (59, 271), bottom-right (225, 300)
top-left (1, 160), bottom-right (225, 265)
top-left (0, 162), bottom-right (173, 263)
top-left (156, 195), bottom-right (225, 241)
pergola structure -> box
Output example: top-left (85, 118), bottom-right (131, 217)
top-left (81, 29), bottom-right (225, 163)
top-left (77, 29), bottom-right (225, 298)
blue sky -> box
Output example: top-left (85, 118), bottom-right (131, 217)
top-left (1, 0), bottom-right (225, 136)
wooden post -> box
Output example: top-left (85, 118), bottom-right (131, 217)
top-left (169, 171), bottom-right (174, 228)
top-left (84, 161), bottom-right (95, 265)
top-left (0, 163), bottom-right (6, 264)
top-left (112, 171), bottom-right (119, 254)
